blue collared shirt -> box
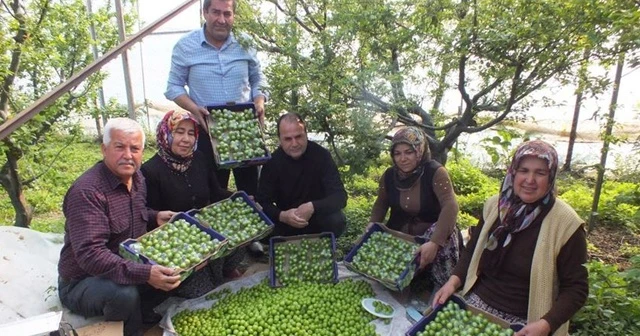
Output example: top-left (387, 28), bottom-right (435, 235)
top-left (165, 27), bottom-right (267, 106)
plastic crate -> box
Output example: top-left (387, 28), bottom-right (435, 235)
top-left (189, 191), bottom-right (274, 255)
top-left (119, 212), bottom-right (227, 281)
top-left (268, 232), bottom-right (339, 288)
top-left (344, 223), bottom-right (425, 291)
top-left (405, 295), bottom-right (524, 335)
top-left (206, 102), bottom-right (271, 169)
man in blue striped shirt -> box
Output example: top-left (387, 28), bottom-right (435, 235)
top-left (165, 0), bottom-right (267, 194)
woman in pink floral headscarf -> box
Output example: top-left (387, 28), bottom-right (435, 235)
top-left (141, 110), bottom-right (235, 298)
top-left (433, 140), bottom-right (588, 336)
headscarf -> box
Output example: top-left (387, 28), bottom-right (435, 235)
top-left (390, 126), bottom-right (431, 189)
top-left (479, 139), bottom-right (558, 274)
top-left (156, 110), bottom-right (199, 173)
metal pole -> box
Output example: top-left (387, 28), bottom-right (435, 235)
top-left (136, 0), bottom-right (150, 129)
top-left (115, 0), bottom-right (136, 119)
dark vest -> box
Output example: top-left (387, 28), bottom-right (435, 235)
top-left (384, 160), bottom-right (442, 233)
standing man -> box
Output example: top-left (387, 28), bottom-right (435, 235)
top-left (165, 0), bottom-right (268, 195)
top-left (257, 113), bottom-right (348, 238)
top-left (58, 118), bottom-right (180, 336)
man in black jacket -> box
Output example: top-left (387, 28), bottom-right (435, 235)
top-left (257, 112), bottom-right (347, 238)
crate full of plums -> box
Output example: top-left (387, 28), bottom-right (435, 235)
top-left (406, 295), bottom-right (523, 336)
top-left (190, 191), bottom-right (274, 255)
top-left (119, 212), bottom-right (228, 281)
top-left (344, 223), bottom-right (425, 291)
top-left (206, 102), bottom-right (271, 169)
top-left (269, 233), bottom-right (339, 288)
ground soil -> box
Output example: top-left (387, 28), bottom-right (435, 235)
top-left (587, 225), bottom-right (640, 270)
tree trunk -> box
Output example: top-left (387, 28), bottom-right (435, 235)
top-left (588, 52), bottom-right (625, 232)
top-left (0, 152), bottom-right (33, 228)
top-left (562, 47), bottom-right (591, 172)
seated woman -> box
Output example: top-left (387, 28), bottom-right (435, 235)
top-left (369, 126), bottom-right (460, 293)
top-left (141, 110), bottom-right (236, 298)
top-left (433, 140), bottom-right (588, 336)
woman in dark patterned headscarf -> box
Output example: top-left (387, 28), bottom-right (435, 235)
top-left (155, 109), bottom-right (200, 172)
top-left (369, 126), bottom-right (461, 293)
top-left (141, 110), bottom-right (235, 298)
top-left (433, 140), bottom-right (588, 336)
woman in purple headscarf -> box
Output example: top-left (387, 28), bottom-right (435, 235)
top-left (433, 140), bottom-right (588, 336)
top-left (370, 126), bottom-right (461, 293)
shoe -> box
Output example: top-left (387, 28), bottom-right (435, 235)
top-left (142, 311), bottom-right (162, 328)
top-left (249, 241), bottom-right (265, 255)
top-left (224, 268), bottom-right (244, 280)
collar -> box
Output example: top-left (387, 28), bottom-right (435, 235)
top-left (199, 25), bottom-right (236, 50)
top-left (99, 161), bottom-right (139, 191)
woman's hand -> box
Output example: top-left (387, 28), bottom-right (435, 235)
top-left (432, 276), bottom-right (461, 308)
top-left (416, 241), bottom-right (439, 269)
top-left (157, 211), bottom-right (176, 226)
top-left (514, 319), bottom-right (551, 336)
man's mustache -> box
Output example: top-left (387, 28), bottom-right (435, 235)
top-left (118, 160), bottom-right (136, 166)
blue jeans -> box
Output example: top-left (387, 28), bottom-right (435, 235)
top-left (58, 277), bottom-right (166, 336)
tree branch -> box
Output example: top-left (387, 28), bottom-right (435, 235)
top-left (463, 63), bottom-right (524, 133)
top-left (266, 0), bottom-right (317, 34)
top-left (1, 0), bottom-right (16, 20)
top-left (457, 54), bottom-right (472, 107)
top-left (299, 0), bottom-right (324, 31)
top-left (471, 76), bottom-right (507, 104)
top-left (389, 47), bottom-right (406, 101)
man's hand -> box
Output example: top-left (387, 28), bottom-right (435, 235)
top-left (416, 241), bottom-right (439, 269)
top-left (279, 209), bottom-right (308, 228)
top-left (365, 222), bottom-right (376, 231)
top-left (157, 211), bottom-right (176, 226)
top-left (254, 96), bottom-right (265, 125)
top-left (514, 319), bottom-right (551, 336)
top-left (193, 106), bottom-right (210, 129)
top-left (295, 202), bottom-right (314, 221)
top-left (147, 265), bottom-right (181, 291)
top-left (173, 95), bottom-right (208, 126)
top-left (432, 276), bottom-right (461, 308)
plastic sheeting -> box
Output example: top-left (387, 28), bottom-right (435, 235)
top-left (0, 226), bottom-right (104, 331)
top-left (159, 264), bottom-right (415, 336)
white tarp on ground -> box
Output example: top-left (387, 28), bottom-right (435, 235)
top-left (159, 264), bottom-right (414, 336)
top-left (0, 226), bottom-right (103, 334)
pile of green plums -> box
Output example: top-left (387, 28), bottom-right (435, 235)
top-left (195, 197), bottom-right (268, 247)
top-left (137, 219), bottom-right (222, 269)
top-left (350, 231), bottom-right (417, 283)
top-left (373, 300), bottom-right (393, 315)
top-left (416, 301), bottom-right (515, 336)
top-left (173, 279), bottom-right (379, 336)
top-left (209, 108), bottom-right (266, 162)
top-left (273, 237), bottom-right (335, 286)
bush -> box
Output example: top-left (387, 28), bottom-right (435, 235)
top-left (557, 182), bottom-right (593, 221)
top-left (571, 259), bottom-right (640, 335)
top-left (447, 158), bottom-right (498, 196)
top-left (337, 195), bottom-right (374, 258)
top-left (447, 159), bottom-right (500, 217)
top-left (341, 162), bottom-right (387, 198)
top-left (457, 211), bottom-right (479, 230)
